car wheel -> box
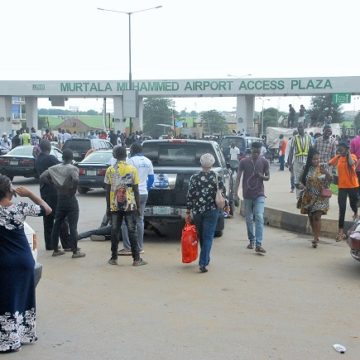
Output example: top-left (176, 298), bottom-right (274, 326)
top-left (214, 230), bottom-right (223, 237)
top-left (78, 187), bottom-right (90, 194)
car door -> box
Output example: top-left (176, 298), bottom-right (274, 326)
top-left (214, 143), bottom-right (231, 197)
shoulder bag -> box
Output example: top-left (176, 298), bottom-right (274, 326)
top-left (215, 174), bottom-right (226, 210)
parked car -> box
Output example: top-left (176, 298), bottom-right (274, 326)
top-left (62, 138), bottom-right (113, 162)
top-left (347, 222), bottom-right (360, 262)
top-left (0, 145), bottom-right (63, 180)
top-left (77, 150), bottom-right (114, 194)
top-left (142, 139), bottom-right (237, 237)
top-left (220, 135), bottom-right (262, 162)
top-left (24, 222), bottom-right (42, 287)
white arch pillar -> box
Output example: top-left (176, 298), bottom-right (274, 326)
top-left (127, 97), bottom-right (143, 132)
top-left (236, 95), bottom-right (255, 135)
top-left (25, 97), bottom-right (38, 130)
top-left (113, 96), bottom-right (125, 133)
top-left (0, 96), bottom-right (12, 135)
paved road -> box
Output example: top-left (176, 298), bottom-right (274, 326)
top-left (9, 177), bottom-right (360, 360)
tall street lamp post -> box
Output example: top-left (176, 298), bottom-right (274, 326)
top-left (97, 5), bottom-right (162, 134)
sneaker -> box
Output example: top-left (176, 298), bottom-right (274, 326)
top-left (247, 242), bottom-right (254, 249)
top-left (199, 266), bottom-right (208, 273)
top-left (255, 246), bottom-right (266, 254)
top-left (90, 234), bottom-right (106, 241)
top-left (133, 258), bottom-right (148, 266)
top-left (118, 248), bottom-right (132, 256)
top-left (139, 249), bottom-right (145, 254)
top-left (108, 258), bottom-right (118, 265)
top-left (52, 250), bottom-right (66, 257)
top-left (72, 251), bottom-right (86, 258)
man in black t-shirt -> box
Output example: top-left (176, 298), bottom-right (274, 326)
top-left (35, 140), bottom-right (70, 251)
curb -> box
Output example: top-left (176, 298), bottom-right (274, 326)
top-left (239, 200), bottom-right (353, 239)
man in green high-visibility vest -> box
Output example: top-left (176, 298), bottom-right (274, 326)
top-left (287, 123), bottom-right (312, 199)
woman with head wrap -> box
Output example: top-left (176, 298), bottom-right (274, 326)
top-left (0, 175), bottom-right (51, 353)
top-left (185, 153), bottom-right (225, 273)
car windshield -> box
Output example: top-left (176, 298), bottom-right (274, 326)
top-left (81, 151), bottom-right (113, 164)
top-left (7, 146), bottom-right (33, 156)
top-left (142, 142), bottom-right (220, 167)
top-left (63, 140), bottom-right (91, 152)
top-left (220, 137), bottom-right (246, 150)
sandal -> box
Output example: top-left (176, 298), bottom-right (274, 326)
top-left (336, 233), bottom-right (347, 242)
top-left (312, 239), bottom-right (319, 248)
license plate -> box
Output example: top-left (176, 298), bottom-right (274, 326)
top-left (10, 160), bottom-right (18, 165)
top-left (153, 206), bottom-right (172, 215)
top-left (73, 152), bottom-right (79, 157)
top-left (87, 170), bottom-right (96, 176)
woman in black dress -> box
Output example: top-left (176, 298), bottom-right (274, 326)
top-left (0, 175), bottom-right (51, 353)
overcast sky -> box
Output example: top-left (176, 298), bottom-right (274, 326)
top-left (1, 0), bottom-right (360, 113)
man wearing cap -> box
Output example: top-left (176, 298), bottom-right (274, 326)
top-left (314, 125), bottom-right (336, 164)
top-left (235, 142), bottom-right (270, 254)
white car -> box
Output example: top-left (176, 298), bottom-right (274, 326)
top-left (24, 222), bottom-right (42, 287)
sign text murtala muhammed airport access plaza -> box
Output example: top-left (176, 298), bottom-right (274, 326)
top-left (0, 76), bottom-right (359, 134)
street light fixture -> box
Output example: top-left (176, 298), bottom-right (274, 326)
top-left (97, 5), bottom-right (162, 133)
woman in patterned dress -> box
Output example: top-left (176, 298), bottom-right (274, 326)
top-left (298, 149), bottom-right (331, 248)
top-left (185, 153), bottom-right (225, 273)
top-left (0, 175), bottom-right (51, 353)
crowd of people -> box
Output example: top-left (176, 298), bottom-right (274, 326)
top-left (1, 119), bottom-right (360, 353)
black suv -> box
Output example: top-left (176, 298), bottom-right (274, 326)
top-left (220, 135), bottom-right (262, 162)
top-left (62, 138), bottom-right (113, 162)
top-left (142, 139), bottom-right (237, 237)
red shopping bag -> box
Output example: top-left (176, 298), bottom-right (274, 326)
top-left (181, 222), bottom-right (198, 263)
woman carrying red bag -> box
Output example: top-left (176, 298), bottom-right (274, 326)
top-left (185, 153), bottom-right (225, 273)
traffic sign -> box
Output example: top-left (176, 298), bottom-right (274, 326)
top-left (332, 93), bottom-right (351, 104)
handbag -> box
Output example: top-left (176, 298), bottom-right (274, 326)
top-left (321, 187), bottom-right (332, 198)
top-left (215, 174), bottom-right (226, 210)
top-left (181, 221), bottom-right (198, 263)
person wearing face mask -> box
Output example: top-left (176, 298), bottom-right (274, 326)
top-left (329, 141), bottom-right (359, 241)
top-left (235, 142), bottom-right (270, 254)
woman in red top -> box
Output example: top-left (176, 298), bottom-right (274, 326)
top-left (329, 141), bottom-right (359, 241)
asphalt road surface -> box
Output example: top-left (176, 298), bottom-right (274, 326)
top-left (8, 177), bottom-right (360, 360)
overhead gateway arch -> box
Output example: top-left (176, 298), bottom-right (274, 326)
top-left (0, 76), bottom-right (359, 135)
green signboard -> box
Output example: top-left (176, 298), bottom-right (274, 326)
top-left (332, 93), bottom-right (351, 104)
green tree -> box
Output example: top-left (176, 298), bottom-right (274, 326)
top-left (143, 98), bottom-right (174, 138)
top-left (307, 95), bottom-right (343, 126)
top-left (262, 107), bottom-right (280, 132)
top-left (200, 110), bottom-right (228, 135)
top-left (354, 111), bottom-right (360, 131)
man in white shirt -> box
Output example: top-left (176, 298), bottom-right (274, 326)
top-left (0, 133), bottom-right (11, 151)
top-left (119, 143), bottom-right (154, 255)
top-left (229, 143), bottom-right (240, 160)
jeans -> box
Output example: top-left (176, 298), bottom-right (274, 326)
top-left (77, 225), bottom-right (111, 240)
top-left (121, 194), bottom-right (148, 251)
top-left (192, 209), bottom-right (219, 268)
top-left (51, 195), bottom-right (79, 253)
top-left (338, 188), bottom-right (358, 229)
top-left (243, 196), bottom-right (265, 246)
top-left (111, 211), bottom-right (140, 261)
top-left (42, 193), bottom-right (71, 250)
top-left (279, 155), bottom-right (285, 171)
